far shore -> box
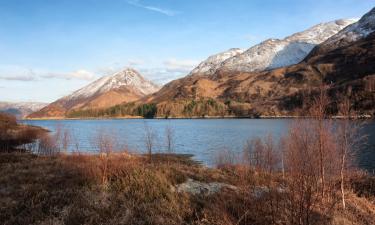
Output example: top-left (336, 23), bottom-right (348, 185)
top-left (23, 114), bottom-right (373, 121)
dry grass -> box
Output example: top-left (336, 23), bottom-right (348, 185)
top-left (0, 152), bottom-right (374, 225)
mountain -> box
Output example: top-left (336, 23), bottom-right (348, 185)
top-left (48, 8), bottom-right (375, 119)
top-left (188, 48), bottom-right (244, 76)
top-left (214, 19), bottom-right (356, 73)
top-left (130, 10), bottom-right (374, 118)
top-left (0, 102), bottom-right (48, 119)
top-left (187, 20), bottom-right (356, 77)
top-left (308, 7), bottom-right (375, 56)
top-left (28, 68), bottom-right (160, 118)
top-left (138, 31), bottom-right (375, 118)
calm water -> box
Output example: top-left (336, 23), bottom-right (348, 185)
top-left (22, 119), bottom-right (375, 171)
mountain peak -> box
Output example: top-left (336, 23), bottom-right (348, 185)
top-left (66, 68), bottom-right (160, 101)
top-left (28, 68), bottom-right (160, 118)
top-left (188, 48), bottom-right (244, 76)
top-left (217, 18), bottom-right (356, 73)
top-left (318, 8), bottom-right (375, 51)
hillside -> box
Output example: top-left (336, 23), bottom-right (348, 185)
top-left (28, 68), bottom-right (160, 118)
top-left (51, 8), bottom-right (375, 119)
top-left (74, 25), bottom-right (375, 118)
top-left (0, 102), bottom-right (48, 119)
top-left (188, 19), bottom-right (355, 77)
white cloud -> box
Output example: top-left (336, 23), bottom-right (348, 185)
top-left (134, 58), bottom-right (199, 84)
top-left (163, 58), bottom-right (199, 71)
top-left (42, 70), bottom-right (96, 81)
top-left (128, 59), bottom-right (145, 66)
top-left (126, 0), bottom-right (179, 16)
top-left (0, 74), bottom-right (36, 81)
top-left (0, 66), bottom-right (37, 81)
top-left (0, 65), bottom-right (96, 82)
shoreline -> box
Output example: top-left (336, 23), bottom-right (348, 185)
top-left (23, 114), bottom-right (373, 121)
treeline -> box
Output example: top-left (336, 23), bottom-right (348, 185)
top-left (67, 102), bottom-right (158, 118)
top-left (67, 98), bottom-right (263, 118)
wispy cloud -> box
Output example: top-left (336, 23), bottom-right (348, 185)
top-left (0, 74), bottom-right (36, 81)
top-left (0, 67), bottom-right (37, 81)
top-left (163, 58), bottom-right (199, 71)
top-left (139, 58), bottom-right (199, 84)
top-left (0, 65), bottom-right (97, 82)
top-left (126, 0), bottom-right (179, 16)
top-left (41, 70), bottom-right (96, 81)
top-left (128, 59), bottom-right (145, 67)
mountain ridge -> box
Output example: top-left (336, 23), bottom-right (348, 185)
top-left (28, 68), bottom-right (160, 118)
top-left (0, 102), bottom-right (48, 119)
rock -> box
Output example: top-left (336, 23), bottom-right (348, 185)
top-left (251, 186), bottom-right (286, 199)
top-left (174, 178), bottom-right (237, 196)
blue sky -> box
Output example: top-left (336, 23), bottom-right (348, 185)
top-left (0, 0), bottom-right (373, 102)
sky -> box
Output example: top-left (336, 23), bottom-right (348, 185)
top-left (0, 0), bottom-right (373, 103)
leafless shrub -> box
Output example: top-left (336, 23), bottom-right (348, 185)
top-left (92, 128), bottom-right (117, 187)
top-left (243, 134), bottom-right (280, 173)
top-left (37, 133), bottom-right (60, 156)
top-left (336, 95), bottom-right (366, 209)
top-left (0, 113), bottom-right (40, 152)
top-left (308, 85), bottom-right (332, 199)
top-left (281, 87), bottom-right (356, 224)
top-left (71, 130), bottom-right (81, 153)
top-left (283, 120), bottom-right (322, 225)
top-left (214, 147), bottom-right (239, 168)
top-left (144, 122), bottom-right (156, 163)
top-left (165, 123), bottom-right (175, 154)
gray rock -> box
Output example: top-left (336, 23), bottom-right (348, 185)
top-left (174, 179), bottom-right (237, 196)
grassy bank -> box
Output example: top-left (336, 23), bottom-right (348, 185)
top-left (0, 152), bottom-right (374, 225)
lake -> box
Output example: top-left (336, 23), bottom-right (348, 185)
top-left (22, 119), bottom-right (375, 171)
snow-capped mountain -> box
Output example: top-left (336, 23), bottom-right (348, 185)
top-left (189, 48), bottom-right (244, 76)
top-left (65, 68), bottom-right (160, 101)
top-left (28, 68), bottom-right (160, 118)
top-left (0, 102), bottom-right (48, 118)
top-left (212, 19), bottom-right (356, 73)
top-left (311, 7), bottom-right (375, 55)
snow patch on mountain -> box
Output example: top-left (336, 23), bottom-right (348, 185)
top-left (188, 48), bottom-right (244, 76)
top-left (0, 102), bottom-right (48, 118)
top-left (320, 8), bottom-right (375, 49)
top-left (65, 68), bottom-right (160, 100)
top-left (0, 102), bottom-right (48, 112)
top-left (217, 19), bottom-right (357, 73)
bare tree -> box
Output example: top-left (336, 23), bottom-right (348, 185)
top-left (37, 133), bottom-right (60, 156)
top-left (308, 85), bottom-right (331, 198)
top-left (71, 131), bottom-right (80, 153)
top-left (144, 122), bottom-right (156, 163)
top-left (336, 96), bottom-right (365, 209)
top-left (165, 123), bottom-right (175, 154)
top-left (243, 135), bottom-right (279, 173)
top-left (93, 129), bottom-right (115, 187)
top-left (61, 129), bottom-right (70, 153)
top-left (214, 147), bottom-right (238, 167)
top-left (284, 120), bottom-right (321, 225)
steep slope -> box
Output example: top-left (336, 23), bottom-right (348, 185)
top-left (0, 102), bottom-right (48, 119)
top-left (309, 7), bottom-right (375, 56)
top-left (188, 48), bottom-right (244, 76)
top-left (218, 19), bottom-right (356, 73)
top-left (28, 68), bottom-right (160, 118)
top-left (140, 31), bottom-right (375, 117)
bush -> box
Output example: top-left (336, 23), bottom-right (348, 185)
top-left (0, 113), bottom-right (42, 152)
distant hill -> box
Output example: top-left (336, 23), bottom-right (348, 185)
top-left (189, 19), bottom-right (356, 76)
top-left (78, 9), bottom-right (375, 119)
top-left (37, 8), bottom-right (375, 119)
top-left (0, 102), bottom-right (48, 119)
top-left (28, 68), bottom-right (160, 118)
